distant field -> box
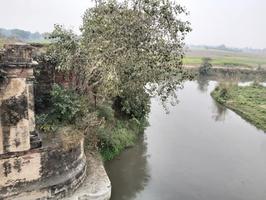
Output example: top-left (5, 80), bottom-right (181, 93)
top-left (183, 47), bottom-right (266, 68)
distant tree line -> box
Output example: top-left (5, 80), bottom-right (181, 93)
top-left (0, 28), bottom-right (45, 42)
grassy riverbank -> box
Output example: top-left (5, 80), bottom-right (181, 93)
top-left (211, 83), bottom-right (266, 132)
top-left (94, 104), bottom-right (148, 161)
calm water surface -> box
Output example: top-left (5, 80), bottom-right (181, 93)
top-left (105, 80), bottom-right (266, 200)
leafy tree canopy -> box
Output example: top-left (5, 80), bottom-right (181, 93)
top-left (48, 0), bottom-right (191, 118)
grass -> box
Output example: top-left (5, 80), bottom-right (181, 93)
top-left (96, 104), bottom-right (148, 161)
top-left (183, 56), bottom-right (266, 68)
top-left (97, 120), bottom-right (137, 161)
top-left (183, 48), bottom-right (266, 68)
top-left (211, 83), bottom-right (266, 132)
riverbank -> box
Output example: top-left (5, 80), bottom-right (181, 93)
top-left (184, 65), bottom-right (266, 83)
top-left (185, 64), bottom-right (266, 74)
top-left (106, 80), bottom-right (266, 200)
top-left (211, 83), bottom-right (266, 132)
top-left (95, 104), bottom-right (148, 161)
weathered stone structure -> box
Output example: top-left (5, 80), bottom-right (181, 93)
top-left (0, 43), bottom-right (38, 154)
top-left (0, 44), bottom-right (87, 200)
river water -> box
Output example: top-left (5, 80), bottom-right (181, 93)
top-left (105, 80), bottom-right (266, 200)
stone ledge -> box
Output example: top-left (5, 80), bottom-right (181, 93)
top-left (3, 155), bottom-right (87, 200)
top-left (65, 153), bottom-right (111, 200)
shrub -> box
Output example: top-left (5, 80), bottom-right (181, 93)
top-left (96, 116), bottom-right (147, 161)
top-left (49, 84), bottom-right (86, 122)
top-left (36, 84), bottom-right (88, 132)
top-left (113, 90), bottom-right (151, 120)
top-left (96, 103), bottom-right (115, 122)
top-left (199, 57), bottom-right (212, 76)
top-left (212, 82), bottom-right (235, 103)
top-left (219, 87), bottom-right (230, 99)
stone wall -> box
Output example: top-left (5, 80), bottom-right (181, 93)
top-left (1, 44), bottom-right (33, 64)
top-left (0, 44), bottom-right (88, 200)
top-left (0, 44), bottom-right (36, 154)
top-left (0, 139), bottom-right (87, 200)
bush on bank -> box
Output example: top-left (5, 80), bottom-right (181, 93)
top-left (96, 104), bottom-right (148, 160)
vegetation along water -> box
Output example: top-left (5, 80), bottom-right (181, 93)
top-left (212, 82), bottom-right (266, 132)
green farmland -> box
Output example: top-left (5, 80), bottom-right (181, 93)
top-left (183, 47), bottom-right (266, 68)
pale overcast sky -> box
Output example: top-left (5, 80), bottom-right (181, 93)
top-left (0, 0), bottom-right (265, 48)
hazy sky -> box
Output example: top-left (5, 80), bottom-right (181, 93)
top-left (0, 0), bottom-right (265, 48)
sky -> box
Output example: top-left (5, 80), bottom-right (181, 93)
top-left (0, 0), bottom-right (265, 49)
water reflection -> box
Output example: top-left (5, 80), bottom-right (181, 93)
top-left (197, 76), bottom-right (209, 93)
top-left (211, 100), bottom-right (227, 122)
top-left (105, 135), bottom-right (150, 200)
top-left (197, 78), bottom-right (227, 122)
top-left (106, 80), bottom-right (266, 200)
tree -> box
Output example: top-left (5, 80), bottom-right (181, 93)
top-left (81, 0), bottom-right (191, 118)
top-left (47, 25), bottom-right (92, 91)
top-left (11, 29), bottom-right (31, 40)
top-left (48, 0), bottom-right (192, 119)
top-left (199, 57), bottom-right (212, 76)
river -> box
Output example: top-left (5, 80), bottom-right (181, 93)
top-left (105, 80), bottom-right (266, 200)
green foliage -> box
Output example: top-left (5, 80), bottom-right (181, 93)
top-left (113, 89), bottom-right (151, 119)
top-left (199, 57), bottom-right (212, 75)
top-left (96, 103), bottom-right (115, 122)
top-left (48, 0), bottom-right (191, 118)
top-left (97, 118), bottom-right (147, 161)
top-left (212, 83), bottom-right (266, 132)
top-left (50, 84), bottom-right (86, 122)
top-left (212, 82), bottom-right (234, 103)
top-left (81, 0), bottom-right (191, 100)
top-left (48, 25), bottom-right (82, 72)
top-left (97, 121), bottom-right (136, 161)
top-left (91, 103), bottom-right (148, 160)
top-left (39, 0), bottom-right (191, 160)
top-left (219, 87), bottom-right (229, 100)
top-left (36, 84), bottom-right (88, 132)
top-left (36, 114), bottom-right (54, 132)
